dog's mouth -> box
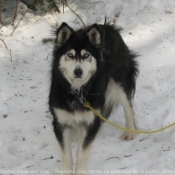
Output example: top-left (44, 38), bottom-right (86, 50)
top-left (71, 78), bottom-right (84, 90)
top-left (73, 75), bottom-right (82, 79)
top-left (70, 72), bottom-right (92, 90)
top-left (72, 75), bottom-right (86, 82)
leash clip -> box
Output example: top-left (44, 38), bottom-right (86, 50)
top-left (74, 90), bottom-right (86, 105)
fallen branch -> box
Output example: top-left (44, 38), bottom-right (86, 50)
top-left (106, 157), bottom-right (120, 161)
top-left (80, 0), bottom-right (105, 7)
top-left (64, 0), bottom-right (85, 27)
top-left (62, 0), bottom-right (65, 13)
top-left (25, 165), bottom-right (34, 169)
top-left (51, 0), bottom-right (60, 13)
top-left (0, 39), bottom-right (8, 49)
top-left (46, 52), bottom-right (52, 60)
top-left (0, 17), bottom-right (14, 28)
top-left (33, 9), bottom-right (55, 24)
top-left (0, 0), bottom-right (2, 24)
top-left (51, 12), bottom-right (57, 26)
top-left (10, 0), bottom-right (42, 36)
top-left (12, 0), bottom-right (19, 25)
top-left (43, 155), bottom-right (53, 160)
top-left (10, 49), bottom-right (13, 62)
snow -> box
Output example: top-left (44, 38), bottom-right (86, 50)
top-left (0, 0), bottom-right (175, 174)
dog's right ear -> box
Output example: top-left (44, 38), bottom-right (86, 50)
top-left (56, 22), bottom-right (74, 47)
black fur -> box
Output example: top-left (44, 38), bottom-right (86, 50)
top-left (49, 23), bottom-right (138, 149)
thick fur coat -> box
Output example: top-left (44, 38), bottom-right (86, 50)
top-left (49, 22), bottom-right (138, 175)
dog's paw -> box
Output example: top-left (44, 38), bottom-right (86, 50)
top-left (121, 132), bottom-right (137, 141)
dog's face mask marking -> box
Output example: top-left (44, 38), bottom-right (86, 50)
top-left (56, 22), bottom-right (104, 90)
top-left (59, 49), bottom-right (97, 90)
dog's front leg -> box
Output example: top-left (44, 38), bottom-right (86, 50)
top-left (53, 119), bottom-right (73, 175)
top-left (60, 128), bottom-right (73, 174)
top-left (76, 118), bottom-right (101, 175)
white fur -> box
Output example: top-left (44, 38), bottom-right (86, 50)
top-left (54, 108), bottom-right (95, 126)
top-left (76, 127), bottom-right (92, 175)
top-left (59, 49), bottom-right (97, 90)
top-left (54, 108), bottom-right (95, 175)
top-left (55, 78), bottom-right (137, 175)
top-left (59, 128), bottom-right (73, 175)
top-left (105, 78), bottom-right (137, 140)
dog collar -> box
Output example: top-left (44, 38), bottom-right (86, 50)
top-left (73, 90), bottom-right (100, 105)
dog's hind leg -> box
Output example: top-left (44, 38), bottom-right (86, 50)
top-left (118, 89), bottom-right (138, 140)
top-left (75, 117), bottom-right (101, 175)
top-left (120, 101), bottom-right (137, 140)
top-left (53, 119), bottom-right (73, 175)
top-left (105, 79), bottom-right (137, 140)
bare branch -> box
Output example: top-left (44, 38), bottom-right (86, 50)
top-left (80, 0), bottom-right (105, 7)
top-left (0, 39), bottom-right (8, 49)
top-left (51, 12), bottom-right (57, 26)
top-left (64, 0), bottom-right (85, 27)
top-left (10, 0), bottom-right (42, 36)
top-left (12, 0), bottom-right (19, 25)
top-left (33, 9), bottom-right (55, 24)
top-left (0, 17), bottom-right (14, 28)
top-left (106, 157), bottom-right (120, 161)
top-left (0, 38), bottom-right (13, 62)
top-left (9, 49), bottom-right (13, 61)
top-left (0, 0), bottom-right (2, 24)
top-left (62, 0), bottom-right (65, 13)
top-left (51, 0), bottom-right (60, 13)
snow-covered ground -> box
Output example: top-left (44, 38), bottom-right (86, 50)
top-left (0, 0), bottom-right (175, 174)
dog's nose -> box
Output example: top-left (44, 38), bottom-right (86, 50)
top-left (74, 68), bottom-right (83, 78)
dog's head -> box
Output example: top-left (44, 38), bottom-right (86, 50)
top-left (54, 22), bottom-right (104, 90)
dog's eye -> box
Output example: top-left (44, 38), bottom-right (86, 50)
top-left (67, 53), bottom-right (74, 58)
top-left (83, 53), bottom-right (90, 58)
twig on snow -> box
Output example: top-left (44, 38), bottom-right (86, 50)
top-left (51, 0), bottom-right (60, 13)
top-left (12, 0), bottom-right (19, 25)
top-left (10, 0), bottom-right (42, 36)
top-left (0, 38), bottom-right (8, 49)
top-left (51, 12), bottom-right (57, 26)
top-left (80, 0), bottom-right (105, 7)
top-left (62, 0), bottom-right (65, 13)
top-left (25, 165), bottom-right (34, 169)
top-left (46, 52), bottom-right (52, 60)
top-left (0, 17), bottom-right (14, 28)
top-left (64, 0), bottom-right (85, 27)
top-left (124, 155), bottom-right (132, 157)
top-left (33, 9), bottom-right (55, 24)
top-left (43, 155), bottom-right (53, 160)
top-left (106, 157), bottom-right (120, 161)
top-left (10, 49), bottom-right (13, 62)
top-left (0, 0), bottom-right (2, 24)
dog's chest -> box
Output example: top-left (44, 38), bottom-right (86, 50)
top-left (54, 108), bottom-right (95, 126)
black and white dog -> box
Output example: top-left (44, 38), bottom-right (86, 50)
top-left (49, 22), bottom-right (138, 174)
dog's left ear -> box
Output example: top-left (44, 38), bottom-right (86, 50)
top-left (85, 24), bottom-right (104, 48)
top-left (56, 22), bottom-right (74, 47)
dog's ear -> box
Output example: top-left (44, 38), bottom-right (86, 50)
top-left (85, 24), bottom-right (104, 48)
top-left (56, 22), bottom-right (74, 47)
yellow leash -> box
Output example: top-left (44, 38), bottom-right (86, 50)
top-left (84, 101), bottom-right (175, 134)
